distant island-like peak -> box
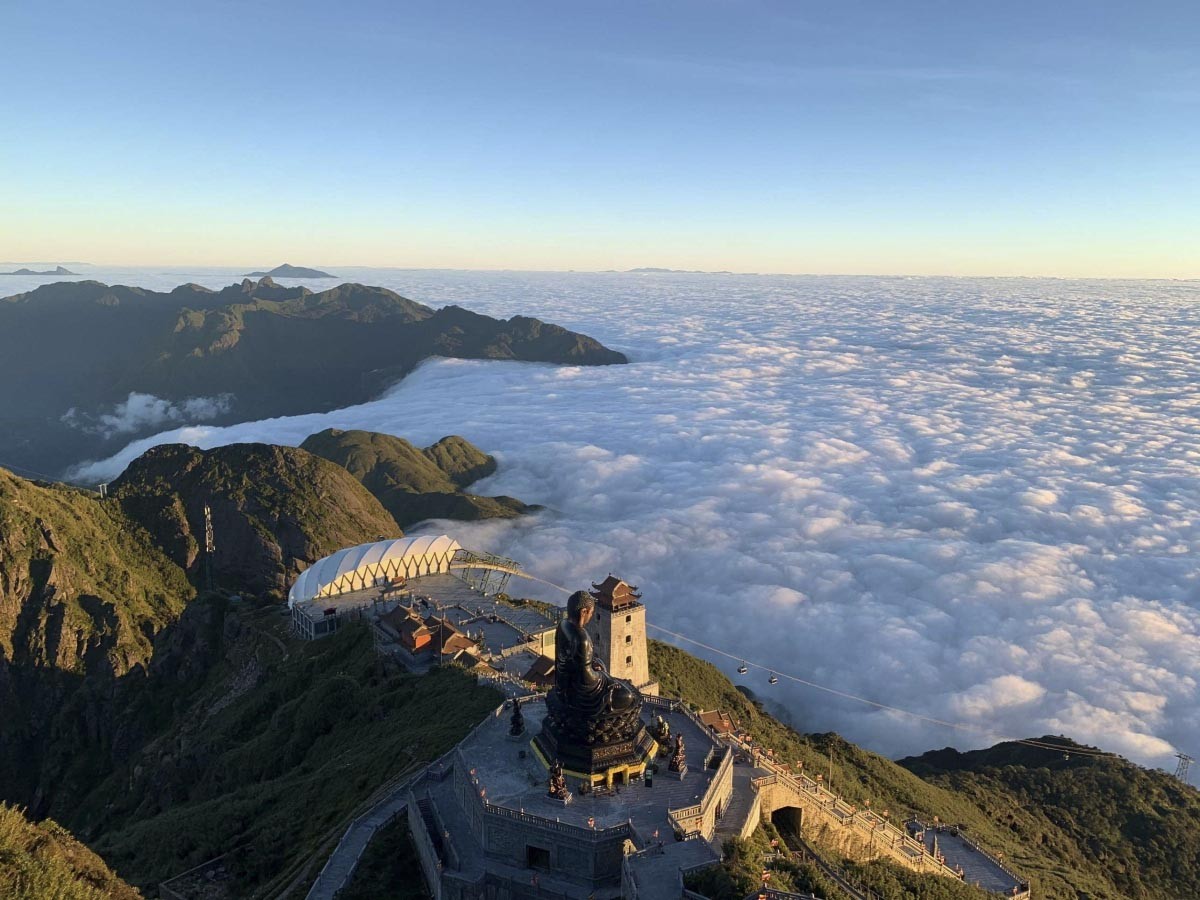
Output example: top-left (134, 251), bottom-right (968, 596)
top-left (2, 265), bottom-right (77, 276)
top-left (244, 263), bottom-right (335, 278)
top-left (624, 266), bottom-right (755, 275)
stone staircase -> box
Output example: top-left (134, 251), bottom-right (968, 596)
top-left (416, 796), bottom-right (447, 864)
top-left (715, 768), bottom-right (761, 840)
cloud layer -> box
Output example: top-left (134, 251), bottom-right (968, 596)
top-left (63, 391), bottom-right (233, 437)
top-left (74, 269), bottom-right (1200, 765)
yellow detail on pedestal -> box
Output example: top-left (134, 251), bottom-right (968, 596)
top-left (531, 738), bottom-right (659, 789)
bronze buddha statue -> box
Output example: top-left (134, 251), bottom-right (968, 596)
top-left (534, 590), bottom-right (654, 777)
top-left (553, 590), bottom-right (638, 716)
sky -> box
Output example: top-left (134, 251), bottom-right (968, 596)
top-left (2, 0), bottom-right (1198, 277)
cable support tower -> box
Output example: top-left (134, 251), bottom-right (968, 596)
top-left (1175, 753), bottom-right (1193, 784)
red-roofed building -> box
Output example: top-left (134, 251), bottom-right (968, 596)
top-left (698, 709), bottom-right (735, 737)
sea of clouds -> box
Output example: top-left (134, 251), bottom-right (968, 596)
top-left (62, 267), bottom-right (1200, 765)
top-left (63, 391), bottom-right (234, 436)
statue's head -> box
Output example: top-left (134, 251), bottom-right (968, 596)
top-left (566, 590), bottom-right (595, 626)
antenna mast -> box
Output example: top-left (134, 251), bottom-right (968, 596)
top-left (203, 503), bottom-right (215, 592)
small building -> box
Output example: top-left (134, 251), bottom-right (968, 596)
top-left (425, 615), bottom-right (476, 658)
top-left (449, 648), bottom-right (496, 673)
top-left (698, 709), bottom-right (736, 737)
top-left (392, 611), bottom-right (433, 652)
top-left (522, 654), bottom-right (555, 690)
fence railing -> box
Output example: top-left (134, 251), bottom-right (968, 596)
top-left (667, 743), bottom-right (733, 838)
top-left (745, 753), bottom-right (961, 879)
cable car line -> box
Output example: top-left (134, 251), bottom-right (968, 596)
top-left (646, 622), bottom-right (1118, 760)
top-left (486, 566), bottom-right (1120, 761)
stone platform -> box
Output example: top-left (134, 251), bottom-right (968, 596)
top-left (409, 696), bottom-right (733, 898)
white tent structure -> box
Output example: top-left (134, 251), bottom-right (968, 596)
top-left (288, 535), bottom-right (463, 607)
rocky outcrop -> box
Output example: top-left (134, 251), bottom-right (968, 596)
top-left (110, 443), bottom-right (402, 597)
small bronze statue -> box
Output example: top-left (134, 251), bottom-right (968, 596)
top-left (653, 714), bottom-right (670, 742)
top-left (548, 760), bottom-right (569, 800)
top-left (668, 733), bottom-right (686, 773)
top-left (509, 698), bottom-right (526, 736)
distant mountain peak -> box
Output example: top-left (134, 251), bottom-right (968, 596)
top-left (244, 263), bottom-right (335, 278)
top-left (2, 264), bottom-right (78, 276)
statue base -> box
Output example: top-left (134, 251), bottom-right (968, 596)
top-left (531, 727), bottom-right (658, 789)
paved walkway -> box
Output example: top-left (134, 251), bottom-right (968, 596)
top-left (910, 823), bottom-right (1024, 895)
top-left (626, 840), bottom-right (718, 900)
top-left (715, 758), bottom-right (768, 840)
top-left (304, 780), bottom-right (413, 900)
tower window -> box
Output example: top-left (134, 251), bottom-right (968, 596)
top-left (626, 614), bottom-right (632, 622)
top-left (625, 635), bottom-right (632, 644)
top-left (625, 655), bottom-right (633, 665)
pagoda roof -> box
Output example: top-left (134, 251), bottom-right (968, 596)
top-left (589, 574), bottom-right (642, 610)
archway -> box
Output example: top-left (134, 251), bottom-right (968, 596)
top-left (771, 806), bottom-right (804, 839)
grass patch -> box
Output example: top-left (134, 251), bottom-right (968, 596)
top-left (0, 803), bottom-right (140, 900)
top-left (338, 816), bottom-right (430, 900)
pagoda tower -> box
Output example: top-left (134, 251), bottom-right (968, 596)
top-left (588, 575), bottom-right (659, 697)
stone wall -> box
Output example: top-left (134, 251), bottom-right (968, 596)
top-left (453, 752), bottom-right (632, 887)
top-left (408, 791), bottom-right (445, 900)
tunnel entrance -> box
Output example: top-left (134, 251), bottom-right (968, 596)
top-left (771, 806), bottom-right (804, 838)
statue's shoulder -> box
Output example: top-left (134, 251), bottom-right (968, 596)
top-left (559, 618), bottom-right (584, 644)
top-left (559, 619), bottom-right (583, 648)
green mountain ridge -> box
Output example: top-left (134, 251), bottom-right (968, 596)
top-left (0, 277), bottom-right (626, 476)
top-left (899, 741), bottom-right (1200, 900)
top-left (300, 428), bottom-right (533, 528)
top-left (110, 442), bottom-right (403, 596)
top-left (0, 427), bottom-right (527, 840)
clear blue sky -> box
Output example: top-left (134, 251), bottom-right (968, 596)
top-left (2, 0), bottom-right (1197, 276)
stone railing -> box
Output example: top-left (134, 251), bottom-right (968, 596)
top-left (456, 742), bottom-right (637, 843)
top-left (621, 853), bottom-right (640, 900)
top-left (479, 799), bottom-right (637, 841)
top-left (667, 745), bottom-right (733, 839)
top-left (747, 764), bottom-right (961, 879)
top-left (644, 694), bottom-right (719, 737)
top-left (677, 857), bottom-right (723, 900)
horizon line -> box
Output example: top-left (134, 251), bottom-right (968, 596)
top-left (3, 262), bottom-right (1197, 283)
